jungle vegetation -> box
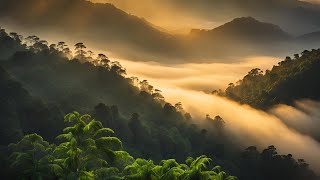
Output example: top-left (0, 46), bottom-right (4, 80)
top-left (224, 49), bottom-right (320, 109)
top-left (4, 112), bottom-right (237, 180)
top-left (0, 27), bottom-right (318, 180)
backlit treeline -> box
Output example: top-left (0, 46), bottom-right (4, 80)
top-left (1, 27), bottom-right (166, 103)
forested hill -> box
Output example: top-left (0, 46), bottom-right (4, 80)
top-left (224, 49), bottom-right (320, 109)
top-left (0, 65), bottom-right (64, 145)
top-left (0, 0), bottom-right (183, 60)
top-left (0, 28), bottom-right (318, 180)
top-left (0, 27), bottom-right (213, 162)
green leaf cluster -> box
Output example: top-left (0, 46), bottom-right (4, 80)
top-left (8, 112), bottom-right (236, 180)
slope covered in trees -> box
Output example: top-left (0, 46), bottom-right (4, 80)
top-left (0, 0), bottom-right (184, 61)
top-left (0, 65), bottom-right (64, 145)
top-left (0, 27), bottom-right (225, 163)
top-left (0, 27), bottom-right (318, 180)
top-left (224, 49), bottom-right (320, 109)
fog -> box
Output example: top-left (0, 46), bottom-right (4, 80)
top-left (271, 100), bottom-right (320, 140)
top-left (165, 89), bottom-right (320, 172)
top-left (120, 56), bottom-right (279, 91)
top-left (117, 56), bottom-right (320, 172)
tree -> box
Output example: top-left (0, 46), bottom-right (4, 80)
top-left (110, 61), bottom-right (126, 76)
top-left (139, 80), bottom-right (154, 93)
top-left (74, 42), bottom-right (87, 60)
top-left (7, 111), bottom-right (238, 179)
top-left (123, 158), bottom-right (156, 179)
top-left (213, 116), bottom-right (225, 129)
top-left (152, 89), bottom-right (165, 101)
top-left (95, 53), bottom-right (110, 69)
top-left (87, 50), bottom-right (94, 60)
top-left (25, 35), bottom-right (40, 46)
top-left (175, 102), bottom-right (184, 112)
top-left (9, 32), bottom-right (23, 43)
top-left (57, 41), bottom-right (67, 51)
top-left (128, 113), bottom-right (146, 145)
top-left (54, 111), bottom-right (123, 179)
top-left (33, 40), bottom-right (49, 52)
top-left (9, 134), bottom-right (60, 179)
top-left (183, 156), bottom-right (237, 180)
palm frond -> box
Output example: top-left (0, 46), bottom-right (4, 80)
top-left (95, 137), bottom-right (123, 150)
top-left (94, 128), bottom-right (115, 138)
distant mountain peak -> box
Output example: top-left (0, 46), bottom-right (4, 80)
top-left (190, 16), bottom-right (292, 42)
top-left (230, 16), bottom-right (260, 23)
top-left (216, 16), bottom-right (285, 32)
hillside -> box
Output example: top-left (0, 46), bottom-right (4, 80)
top-left (190, 17), bottom-right (292, 43)
top-left (224, 49), bottom-right (320, 109)
top-left (0, 0), bottom-right (184, 60)
top-left (297, 31), bottom-right (320, 48)
top-left (185, 17), bottom-right (294, 59)
top-left (0, 27), bottom-right (229, 163)
top-left (0, 65), bottom-right (65, 145)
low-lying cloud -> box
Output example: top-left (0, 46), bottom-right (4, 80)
top-left (120, 56), bottom-right (279, 91)
top-left (118, 55), bottom-right (320, 173)
top-left (164, 89), bottom-right (320, 173)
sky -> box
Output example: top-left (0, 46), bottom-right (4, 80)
top-left (91, 0), bottom-right (220, 33)
top-left (90, 0), bottom-right (320, 35)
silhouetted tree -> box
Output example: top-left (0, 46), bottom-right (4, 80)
top-left (74, 42), bottom-right (87, 60)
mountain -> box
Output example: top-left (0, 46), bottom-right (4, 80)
top-left (299, 31), bottom-right (320, 41)
top-left (0, 0), bottom-right (184, 61)
top-left (296, 31), bottom-right (320, 49)
top-left (190, 17), bottom-right (292, 43)
top-left (185, 17), bottom-right (294, 59)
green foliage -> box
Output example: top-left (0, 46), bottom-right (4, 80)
top-left (224, 49), bottom-right (320, 109)
top-left (8, 134), bottom-right (58, 179)
top-left (238, 146), bottom-right (319, 180)
top-left (7, 112), bottom-right (237, 180)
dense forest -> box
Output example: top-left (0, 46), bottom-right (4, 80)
top-left (0, 27), bottom-right (319, 179)
top-left (224, 49), bottom-right (320, 109)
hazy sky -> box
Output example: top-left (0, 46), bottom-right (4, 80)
top-left (90, 0), bottom-right (320, 34)
top-left (90, 0), bottom-right (221, 33)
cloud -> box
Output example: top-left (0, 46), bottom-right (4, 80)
top-left (270, 100), bottom-right (320, 140)
top-left (116, 55), bottom-right (320, 173)
top-left (119, 56), bottom-right (279, 91)
top-left (162, 88), bottom-right (320, 173)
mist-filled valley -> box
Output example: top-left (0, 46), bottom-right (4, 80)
top-left (1, 0), bottom-right (320, 180)
top-left (120, 56), bottom-right (320, 172)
